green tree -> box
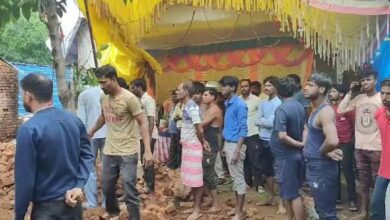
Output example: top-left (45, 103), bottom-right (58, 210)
top-left (0, 0), bottom-right (74, 110)
top-left (0, 13), bottom-right (52, 65)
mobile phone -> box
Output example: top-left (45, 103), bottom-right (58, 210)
top-left (351, 82), bottom-right (362, 93)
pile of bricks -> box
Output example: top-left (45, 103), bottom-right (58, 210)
top-left (0, 58), bottom-right (19, 142)
top-left (0, 141), bottom-right (191, 219)
top-left (0, 140), bottom-right (16, 212)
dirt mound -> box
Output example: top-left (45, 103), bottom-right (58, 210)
top-left (0, 140), bottom-right (16, 212)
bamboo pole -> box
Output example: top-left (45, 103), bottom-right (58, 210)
top-left (83, 0), bottom-right (98, 68)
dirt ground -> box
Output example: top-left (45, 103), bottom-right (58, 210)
top-left (0, 140), bottom-right (365, 220)
top-left (82, 166), bottom-right (286, 220)
top-left (82, 166), bottom-right (361, 220)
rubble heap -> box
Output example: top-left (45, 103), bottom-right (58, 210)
top-left (0, 140), bottom-right (319, 220)
top-left (0, 140), bottom-right (16, 219)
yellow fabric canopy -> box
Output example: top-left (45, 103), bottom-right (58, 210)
top-left (77, 0), bottom-right (384, 80)
top-left (77, 0), bottom-right (162, 82)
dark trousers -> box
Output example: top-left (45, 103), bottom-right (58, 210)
top-left (140, 139), bottom-right (156, 193)
top-left (244, 134), bottom-right (263, 188)
top-left (167, 133), bottom-right (182, 169)
top-left (31, 199), bottom-right (82, 220)
top-left (370, 175), bottom-right (390, 220)
top-left (306, 159), bottom-right (338, 220)
top-left (203, 127), bottom-right (219, 190)
top-left (337, 142), bottom-right (357, 202)
top-left (102, 154), bottom-right (140, 220)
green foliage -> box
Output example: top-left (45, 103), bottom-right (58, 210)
top-left (0, 0), bottom-right (67, 28)
top-left (96, 43), bottom-right (109, 60)
top-left (0, 13), bottom-right (52, 65)
top-left (0, 0), bottom-right (38, 28)
top-left (73, 67), bottom-right (99, 94)
top-left (0, 0), bottom-right (70, 64)
top-left (122, 0), bottom-right (133, 5)
top-left (99, 44), bottom-right (109, 51)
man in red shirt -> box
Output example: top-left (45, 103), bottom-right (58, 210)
top-left (329, 84), bottom-right (357, 211)
top-left (370, 78), bottom-right (390, 220)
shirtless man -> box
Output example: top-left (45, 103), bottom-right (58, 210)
top-left (201, 88), bottom-right (224, 213)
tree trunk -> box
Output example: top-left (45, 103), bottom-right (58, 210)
top-left (41, 0), bottom-right (75, 111)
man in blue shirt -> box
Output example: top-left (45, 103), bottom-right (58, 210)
top-left (15, 73), bottom-right (94, 220)
top-left (271, 77), bottom-right (305, 220)
top-left (218, 75), bottom-right (248, 220)
top-left (255, 76), bottom-right (281, 207)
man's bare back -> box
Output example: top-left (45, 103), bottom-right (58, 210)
top-left (203, 104), bottom-right (223, 128)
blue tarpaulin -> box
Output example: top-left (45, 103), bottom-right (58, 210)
top-left (15, 64), bottom-right (71, 115)
top-left (373, 36), bottom-right (390, 89)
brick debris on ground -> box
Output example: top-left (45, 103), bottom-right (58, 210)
top-left (0, 140), bottom-right (17, 219)
top-left (1, 140), bottom-right (361, 220)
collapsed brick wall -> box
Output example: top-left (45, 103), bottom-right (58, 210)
top-left (0, 60), bottom-right (19, 142)
top-left (0, 140), bottom-right (16, 215)
top-left (0, 139), bottom-right (188, 220)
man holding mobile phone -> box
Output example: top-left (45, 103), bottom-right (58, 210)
top-left (338, 70), bottom-right (382, 219)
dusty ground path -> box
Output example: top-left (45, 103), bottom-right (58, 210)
top-left (0, 141), bottom-right (365, 220)
top-left (83, 166), bottom-right (286, 220)
top-left (83, 166), bottom-right (362, 220)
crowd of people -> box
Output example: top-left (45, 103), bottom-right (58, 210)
top-left (13, 64), bottom-right (390, 220)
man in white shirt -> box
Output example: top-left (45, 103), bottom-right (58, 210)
top-left (77, 85), bottom-right (107, 208)
top-left (239, 79), bottom-right (262, 192)
top-left (130, 79), bottom-right (158, 195)
top-left (256, 76), bottom-right (282, 207)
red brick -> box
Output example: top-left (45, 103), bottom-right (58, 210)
top-left (0, 59), bottom-right (19, 142)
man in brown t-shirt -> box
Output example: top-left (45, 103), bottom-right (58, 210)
top-left (89, 65), bottom-right (153, 220)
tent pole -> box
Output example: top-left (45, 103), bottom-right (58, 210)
top-left (83, 0), bottom-right (98, 68)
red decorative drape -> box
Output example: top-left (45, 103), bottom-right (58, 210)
top-left (165, 44), bottom-right (313, 73)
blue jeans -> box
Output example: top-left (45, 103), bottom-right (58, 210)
top-left (370, 175), bottom-right (390, 220)
top-left (31, 199), bottom-right (82, 220)
top-left (85, 138), bottom-right (105, 208)
top-left (306, 159), bottom-right (338, 220)
top-left (103, 154), bottom-right (140, 220)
